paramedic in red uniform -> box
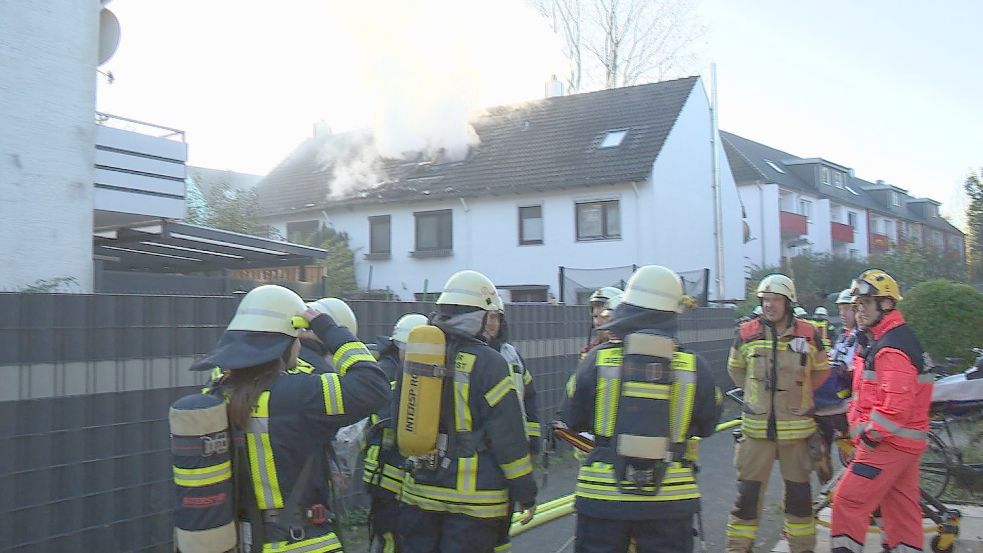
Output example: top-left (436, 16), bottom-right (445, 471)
top-left (831, 269), bottom-right (933, 553)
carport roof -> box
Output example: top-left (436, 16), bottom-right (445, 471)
top-left (93, 220), bottom-right (326, 273)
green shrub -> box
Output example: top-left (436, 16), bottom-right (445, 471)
top-left (899, 279), bottom-right (983, 370)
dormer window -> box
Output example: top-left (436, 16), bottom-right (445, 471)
top-left (764, 159), bottom-right (785, 174)
top-left (891, 191), bottom-right (901, 207)
top-left (821, 167), bottom-right (831, 185)
top-left (832, 172), bottom-right (843, 188)
top-left (598, 129), bottom-right (627, 148)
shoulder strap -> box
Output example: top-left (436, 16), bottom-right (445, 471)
top-left (739, 319), bottom-right (764, 342)
top-left (277, 454), bottom-right (317, 533)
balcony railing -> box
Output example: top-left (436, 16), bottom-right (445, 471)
top-left (831, 222), bottom-right (854, 243)
top-left (780, 211), bottom-right (808, 236)
top-left (870, 233), bottom-right (890, 252)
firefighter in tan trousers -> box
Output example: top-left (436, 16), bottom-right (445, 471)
top-left (726, 274), bottom-right (829, 553)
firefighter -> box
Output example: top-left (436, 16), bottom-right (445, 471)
top-left (300, 297), bottom-right (360, 373)
top-left (813, 288), bottom-right (859, 480)
top-left (363, 313), bottom-right (428, 553)
top-left (483, 294), bottom-right (542, 456)
top-left (561, 265), bottom-right (722, 553)
top-left (812, 306), bottom-right (834, 350)
top-left (583, 287), bottom-right (624, 355)
top-left (831, 270), bottom-right (933, 553)
top-left (190, 284), bottom-right (390, 552)
top-left (398, 270), bottom-right (537, 553)
top-left (726, 274), bottom-right (829, 553)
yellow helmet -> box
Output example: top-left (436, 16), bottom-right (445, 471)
top-left (307, 297), bottom-right (358, 335)
top-left (622, 265), bottom-right (686, 313)
top-left (436, 270), bottom-right (498, 311)
top-left (391, 313), bottom-right (428, 344)
top-left (228, 285), bottom-right (306, 337)
top-left (851, 269), bottom-right (902, 301)
top-left (756, 274), bottom-right (797, 303)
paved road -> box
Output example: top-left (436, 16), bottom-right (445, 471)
top-left (512, 430), bottom-right (790, 553)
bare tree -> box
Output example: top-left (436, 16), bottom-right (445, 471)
top-left (535, 0), bottom-right (703, 92)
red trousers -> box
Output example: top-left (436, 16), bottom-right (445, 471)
top-left (830, 442), bottom-right (922, 552)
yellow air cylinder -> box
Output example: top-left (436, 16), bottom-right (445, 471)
top-left (397, 325), bottom-right (447, 457)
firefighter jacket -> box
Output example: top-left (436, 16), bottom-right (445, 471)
top-left (560, 308), bottom-right (721, 521)
top-left (362, 341), bottom-right (404, 499)
top-left (494, 340), bottom-right (542, 454)
top-left (399, 328), bottom-right (537, 519)
top-left (728, 318), bottom-right (829, 441)
top-left (814, 327), bottom-right (857, 413)
top-left (847, 309), bottom-right (932, 455)
top-left (809, 319), bottom-right (833, 351)
top-left (226, 315), bottom-right (390, 547)
top-left (299, 336), bottom-right (334, 374)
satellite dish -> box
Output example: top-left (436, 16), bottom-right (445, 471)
top-left (97, 8), bottom-right (121, 66)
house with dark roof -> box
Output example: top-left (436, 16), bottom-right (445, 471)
top-left (722, 131), bottom-right (965, 270)
top-left (254, 77), bottom-right (745, 302)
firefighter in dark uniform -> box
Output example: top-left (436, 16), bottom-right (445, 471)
top-left (362, 313), bottom-right (428, 553)
top-left (191, 284), bottom-right (391, 552)
top-left (560, 265), bottom-right (722, 553)
top-left (298, 297), bottom-right (360, 373)
top-left (398, 270), bottom-right (537, 553)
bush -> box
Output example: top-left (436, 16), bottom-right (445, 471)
top-left (899, 279), bottom-right (983, 369)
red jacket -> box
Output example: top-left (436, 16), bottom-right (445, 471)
top-left (847, 310), bottom-right (932, 454)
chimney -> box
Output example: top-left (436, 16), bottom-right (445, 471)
top-left (545, 75), bottom-right (564, 98)
top-left (313, 120), bottom-right (332, 137)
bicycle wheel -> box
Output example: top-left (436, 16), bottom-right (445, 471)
top-left (919, 432), bottom-right (952, 500)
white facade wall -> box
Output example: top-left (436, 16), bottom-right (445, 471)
top-left (275, 184), bottom-right (641, 300)
top-left (648, 84), bottom-right (745, 300)
top-left (738, 184), bottom-right (781, 269)
top-left (810, 198), bottom-right (832, 254)
top-left (0, 0), bottom-right (99, 291)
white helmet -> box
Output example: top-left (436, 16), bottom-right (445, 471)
top-left (835, 288), bottom-right (854, 305)
top-left (308, 297), bottom-right (358, 335)
top-left (756, 274), bottom-right (797, 303)
top-left (436, 270), bottom-right (498, 311)
top-left (793, 306), bottom-right (807, 317)
top-left (622, 265), bottom-right (686, 313)
top-left (589, 286), bottom-right (623, 308)
top-left (752, 305), bottom-right (763, 316)
top-left (228, 285), bottom-right (306, 337)
top-left (391, 313), bottom-right (428, 344)
top-left (491, 293), bottom-right (505, 313)
top-left (814, 306), bottom-right (829, 318)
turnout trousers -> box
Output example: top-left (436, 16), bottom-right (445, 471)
top-left (726, 437), bottom-right (815, 553)
top-left (398, 504), bottom-right (503, 553)
top-left (830, 442), bottom-right (922, 553)
top-left (574, 513), bottom-right (694, 553)
top-left (370, 494), bottom-right (401, 553)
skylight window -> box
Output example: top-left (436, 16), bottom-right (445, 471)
top-left (845, 185), bottom-right (859, 196)
top-left (764, 159), bottom-right (785, 174)
top-left (599, 129), bottom-right (627, 148)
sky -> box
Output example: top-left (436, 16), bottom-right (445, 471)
top-left (97, 0), bottom-right (982, 225)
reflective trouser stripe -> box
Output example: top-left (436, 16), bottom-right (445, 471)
top-left (525, 420), bottom-right (541, 438)
top-left (784, 519), bottom-right (816, 537)
top-left (726, 523), bottom-right (757, 539)
top-left (333, 341), bottom-right (375, 374)
top-left (173, 460), bottom-right (232, 487)
top-left (831, 535), bottom-right (864, 553)
top-left (382, 533), bottom-right (396, 553)
top-left (494, 541), bottom-right (511, 552)
top-left (262, 531), bottom-right (343, 552)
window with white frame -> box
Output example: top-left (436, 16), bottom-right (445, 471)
top-left (821, 167), bottom-right (831, 185)
top-left (799, 199), bottom-right (813, 220)
top-left (832, 172), bottom-right (843, 188)
top-left (891, 191), bottom-right (901, 207)
top-left (847, 211), bottom-right (858, 228)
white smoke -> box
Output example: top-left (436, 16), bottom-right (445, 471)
top-left (325, 0), bottom-right (566, 173)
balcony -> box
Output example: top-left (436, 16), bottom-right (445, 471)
top-left (831, 222), bottom-right (854, 243)
top-left (870, 233), bottom-right (890, 252)
top-left (780, 211), bottom-right (808, 236)
top-left (93, 113), bottom-right (188, 227)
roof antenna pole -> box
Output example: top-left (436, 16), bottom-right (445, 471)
top-left (711, 63), bottom-right (726, 302)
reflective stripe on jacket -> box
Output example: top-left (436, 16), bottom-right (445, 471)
top-left (727, 318), bottom-right (829, 440)
top-left (847, 310), bottom-right (932, 454)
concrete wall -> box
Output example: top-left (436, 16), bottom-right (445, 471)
top-left (0, 0), bottom-right (100, 291)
